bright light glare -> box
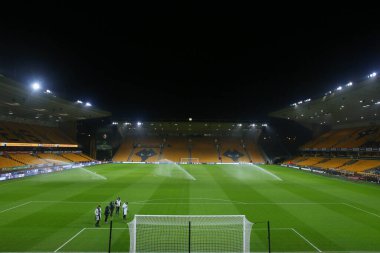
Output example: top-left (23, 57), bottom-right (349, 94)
top-left (76, 100), bottom-right (83, 104)
top-left (45, 89), bottom-right (52, 94)
top-left (262, 123), bottom-right (268, 127)
top-left (237, 123), bottom-right (242, 127)
top-left (369, 72), bottom-right (377, 78)
top-left (336, 86), bottom-right (342, 91)
top-left (137, 122), bottom-right (142, 126)
top-left (346, 82), bottom-right (353, 86)
top-left (31, 82), bottom-right (41, 90)
top-left (85, 102), bottom-right (92, 107)
top-left (189, 117), bottom-right (192, 121)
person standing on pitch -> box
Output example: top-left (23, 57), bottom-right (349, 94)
top-left (115, 197), bottom-right (121, 215)
top-left (109, 201), bottom-right (115, 217)
top-left (95, 205), bottom-right (102, 227)
top-left (122, 202), bottom-right (128, 220)
top-left (104, 205), bottom-right (110, 223)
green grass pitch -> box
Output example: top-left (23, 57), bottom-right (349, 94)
top-left (1, 163), bottom-right (380, 252)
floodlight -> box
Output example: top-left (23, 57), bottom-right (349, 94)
top-left (76, 100), bottom-right (83, 104)
top-left (336, 86), bottom-right (342, 91)
top-left (85, 102), bottom-right (92, 107)
top-left (368, 72), bottom-right (377, 78)
top-left (31, 82), bottom-right (41, 90)
top-left (262, 123), bottom-right (268, 127)
top-left (346, 82), bottom-right (353, 86)
top-left (237, 123), bottom-right (242, 127)
top-left (189, 117), bottom-right (192, 121)
top-left (250, 123), bottom-right (256, 127)
top-left (45, 89), bottom-right (52, 94)
top-left (137, 122), bottom-right (142, 126)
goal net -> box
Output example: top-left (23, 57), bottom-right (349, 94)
top-left (128, 215), bottom-right (253, 253)
top-left (180, 158), bottom-right (200, 164)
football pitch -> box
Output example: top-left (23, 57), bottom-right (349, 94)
top-left (0, 163), bottom-right (380, 252)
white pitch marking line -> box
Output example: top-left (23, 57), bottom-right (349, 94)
top-left (343, 203), bottom-right (380, 218)
top-left (291, 228), bottom-right (322, 253)
top-left (252, 164), bottom-right (283, 181)
top-left (0, 201), bottom-right (33, 213)
top-left (54, 228), bottom-right (87, 252)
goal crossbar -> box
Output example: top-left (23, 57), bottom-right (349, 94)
top-left (128, 214), bottom-right (253, 253)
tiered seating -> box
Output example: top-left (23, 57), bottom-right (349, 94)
top-left (162, 137), bottom-right (190, 163)
top-left (303, 127), bottom-right (380, 149)
top-left (0, 156), bottom-right (24, 168)
top-left (37, 153), bottom-right (71, 164)
top-left (245, 140), bottom-right (265, 163)
top-left (129, 137), bottom-right (163, 162)
top-left (336, 127), bottom-right (379, 148)
top-left (190, 137), bottom-right (218, 163)
top-left (0, 122), bottom-right (75, 144)
top-left (113, 138), bottom-right (135, 162)
top-left (77, 153), bottom-right (93, 161)
top-left (296, 157), bottom-right (326, 166)
top-left (61, 153), bottom-right (92, 162)
top-left (340, 160), bottom-right (380, 172)
top-left (309, 158), bottom-right (351, 169)
top-left (219, 138), bottom-right (250, 163)
top-left (10, 154), bottom-right (46, 165)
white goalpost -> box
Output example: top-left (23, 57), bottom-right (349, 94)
top-left (128, 215), bottom-right (253, 253)
top-left (180, 158), bottom-right (200, 164)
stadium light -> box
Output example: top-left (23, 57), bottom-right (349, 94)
top-left (85, 102), bottom-right (92, 107)
top-left (237, 123), bottom-right (242, 127)
top-left (112, 122), bottom-right (118, 125)
top-left (262, 123), bottom-right (268, 127)
top-left (76, 100), bottom-right (83, 104)
top-left (31, 82), bottom-right (41, 91)
top-left (336, 86), bottom-right (342, 91)
top-left (137, 122), bottom-right (142, 126)
top-left (368, 72), bottom-right (377, 78)
top-left (45, 89), bottom-right (52, 94)
top-left (346, 82), bottom-right (353, 87)
top-left (250, 123), bottom-right (256, 127)
top-left (304, 98), bottom-right (311, 102)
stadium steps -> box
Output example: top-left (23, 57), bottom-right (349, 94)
top-left (127, 147), bottom-right (136, 162)
top-left (7, 155), bottom-right (27, 165)
top-left (242, 141), bottom-right (253, 162)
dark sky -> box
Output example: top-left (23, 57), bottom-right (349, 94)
top-left (1, 3), bottom-right (380, 122)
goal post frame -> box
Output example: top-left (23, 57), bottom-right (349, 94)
top-left (128, 214), bottom-right (253, 253)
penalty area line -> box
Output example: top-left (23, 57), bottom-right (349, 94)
top-left (0, 201), bottom-right (33, 214)
top-left (291, 228), bottom-right (322, 252)
top-left (54, 228), bottom-right (86, 252)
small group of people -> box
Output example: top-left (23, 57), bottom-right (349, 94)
top-left (95, 197), bottom-right (129, 227)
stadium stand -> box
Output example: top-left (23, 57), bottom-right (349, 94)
top-left (61, 153), bottom-right (93, 162)
top-left (245, 140), bottom-right (265, 163)
top-left (189, 137), bottom-right (219, 163)
top-left (219, 138), bottom-right (250, 163)
top-left (0, 156), bottom-right (24, 168)
top-left (112, 138), bottom-right (135, 162)
top-left (0, 122), bottom-right (75, 144)
top-left (37, 153), bottom-right (72, 164)
top-left (161, 137), bottom-right (190, 163)
top-left (10, 153), bottom-right (46, 165)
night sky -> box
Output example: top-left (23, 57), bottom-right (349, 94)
top-left (1, 3), bottom-right (380, 122)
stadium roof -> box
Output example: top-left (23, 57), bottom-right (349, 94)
top-left (114, 121), bottom-right (267, 136)
top-left (0, 75), bottom-right (111, 124)
top-left (270, 74), bottom-right (380, 129)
